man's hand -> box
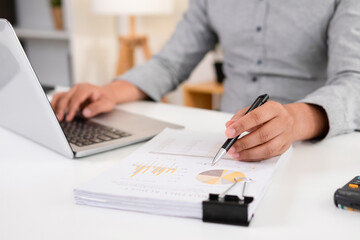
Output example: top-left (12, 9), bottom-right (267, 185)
top-left (225, 101), bottom-right (329, 161)
top-left (51, 80), bottom-right (146, 122)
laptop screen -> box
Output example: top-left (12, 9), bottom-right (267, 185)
top-left (0, 19), bottom-right (74, 158)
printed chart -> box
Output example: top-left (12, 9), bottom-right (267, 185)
top-left (130, 164), bottom-right (177, 178)
top-left (196, 169), bottom-right (245, 185)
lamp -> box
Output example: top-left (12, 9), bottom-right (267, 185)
top-left (92, 0), bottom-right (173, 75)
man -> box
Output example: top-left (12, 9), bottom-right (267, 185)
top-left (51, 0), bottom-right (360, 161)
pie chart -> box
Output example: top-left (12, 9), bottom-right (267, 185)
top-left (196, 169), bottom-right (246, 185)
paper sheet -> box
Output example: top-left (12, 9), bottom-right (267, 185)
top-left (75, 128), bottom-right (291, 220)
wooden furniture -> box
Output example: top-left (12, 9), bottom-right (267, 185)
top-left (116, 16), bottom-right (151, 75)
top-left (91, 0), bottom-right (173, 76)
top-left (183, 81), bottom-right (224, 109)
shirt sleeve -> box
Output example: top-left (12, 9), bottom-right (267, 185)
top-left (298, 0), bottom-right (360, 138)
top-left (116, 0), bottom-right (217, 101)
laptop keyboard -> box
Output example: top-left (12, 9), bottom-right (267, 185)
top-left (60, 117), bottom-right (132, 147)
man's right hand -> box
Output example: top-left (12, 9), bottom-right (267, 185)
top-left (51, 80), bottom-right (146, 122)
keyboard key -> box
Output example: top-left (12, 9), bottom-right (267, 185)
top-left (104, 133), bottom-right (122, 139)
top-left (90, 138), bottom-right (103, 143)
top-left (61, 116), bottom-right (132, 147)
top-left (97, 135), bottom-right (112, 141)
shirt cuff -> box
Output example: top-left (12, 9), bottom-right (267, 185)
top-left (297, 92), bottom-right (353, 139)
top-left (114, 60), bottom-right (175, 102)
top-left (114, 71), bottom-right (160, 102)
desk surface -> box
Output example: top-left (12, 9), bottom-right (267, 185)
top-left (0, 101), bottom-right (359, 240)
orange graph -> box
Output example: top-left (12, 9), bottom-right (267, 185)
top-left (196, 169), bottom-right (245, 185)
top-left (130, 164), bottom-right (177, 178)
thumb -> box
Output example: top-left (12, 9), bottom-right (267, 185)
top-left (82, 98), bottom-right (115, 118)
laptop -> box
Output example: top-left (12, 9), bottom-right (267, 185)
top-left (0, 19), bottom-right (183, 158)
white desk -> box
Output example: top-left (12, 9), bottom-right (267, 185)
top-left (0, 101), bottom-right (359, 240)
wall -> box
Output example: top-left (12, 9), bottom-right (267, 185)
top-left (70, 0), bottom-right (117, 86)
top-left (71, 0), bottom-right (215, 105)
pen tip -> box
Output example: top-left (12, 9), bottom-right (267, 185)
top-left (211, 148), bottom-right (226, 166)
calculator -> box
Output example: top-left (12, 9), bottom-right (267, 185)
top-left (334, 176), bottom-right (360, 211)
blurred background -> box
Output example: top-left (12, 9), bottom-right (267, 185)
top-left (0, 0), bottom-right (222, 108)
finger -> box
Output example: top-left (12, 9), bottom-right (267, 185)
top-left (82, 98), bottom-right (115, 118)
top-left (225, 120), bottom-right (260, 136)
top-left (50, 92), bottom-right (63, 109)
top-left (90, 90), bottom-right (101, 101)
top-left (228, 116), bottom-right (286, 154)
top-left (226, 108), bottom-right (248, 127)
top-left (78, 91), bottom-right (101, 111)
top-left (66, 89), bottom-right (98, 122)
top-left (226, 101), bottom-right (282, 138)
top-left (231, 134), bottom-right (291, 162)
top-left (231, 108), bottom-right (248, 120)
top-left (55, 86), bottom-right (79, 121)
top-left (50, 92), bottom-right (66, 120)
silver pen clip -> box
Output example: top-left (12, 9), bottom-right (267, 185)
top-left (218, 177), bottom-right (254, 202)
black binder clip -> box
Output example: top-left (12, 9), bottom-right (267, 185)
top-left (202, 177), bottom-right (254, 226)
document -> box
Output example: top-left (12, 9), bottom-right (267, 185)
top-left (74, 129), bottom-right (291, 220)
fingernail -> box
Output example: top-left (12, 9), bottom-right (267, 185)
top-left (228, 147), bottom-right (235, 154)
top-left (83, 109), bottom-right (91, 117)
top-left (226, 128), bottom-right (236, 138)
top-left (232, 153), bottom-right (240, 159)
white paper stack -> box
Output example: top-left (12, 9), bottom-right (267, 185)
top-left (74, 129), bottom-right (291, 220)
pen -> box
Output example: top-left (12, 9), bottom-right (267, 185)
top-left (211, 94), bottom-right (269, 166)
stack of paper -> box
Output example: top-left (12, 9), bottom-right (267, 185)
top-left (74, 129), bottom-right (291, 221)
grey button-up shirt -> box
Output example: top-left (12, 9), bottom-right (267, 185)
top-left (119, 0), bottom-right (360, 138)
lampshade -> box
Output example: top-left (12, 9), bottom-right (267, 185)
top-left (92, 0), bottom-right (173, 16)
